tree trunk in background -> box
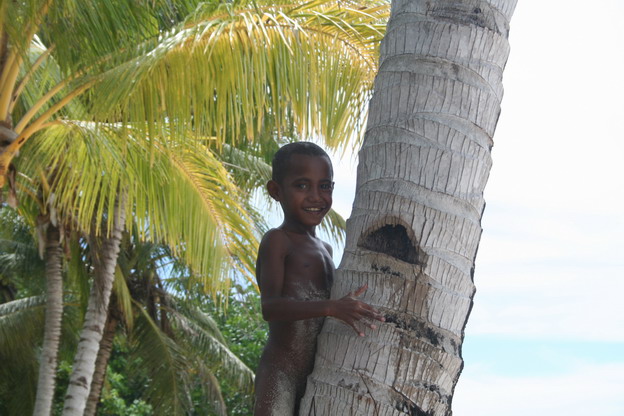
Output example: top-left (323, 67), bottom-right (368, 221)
top-left (62, 194), bottom-right (127, 416)
top-left (32, 223), bottom-right (63, 416)
top-left (300, 1), bottom-right (516, 415)
top-left (84, 311), bottom-right (119, 416)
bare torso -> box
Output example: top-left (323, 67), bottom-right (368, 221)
top-left (254, 228), bottom-right (334, 415)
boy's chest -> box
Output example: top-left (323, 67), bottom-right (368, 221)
top-left (282, 240), bottom-right (333, 298)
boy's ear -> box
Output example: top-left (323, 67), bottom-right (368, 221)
top-left (267, 180), bottom-right (280, 201)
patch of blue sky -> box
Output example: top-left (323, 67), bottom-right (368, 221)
top-left (461, 335), bottom-right (624, 378)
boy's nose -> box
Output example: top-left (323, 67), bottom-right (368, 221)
top-left (307, 187), bottom-right (322, 201)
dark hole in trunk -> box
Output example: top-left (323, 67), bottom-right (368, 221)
top-left (358, 224), bottom-right (419, 265)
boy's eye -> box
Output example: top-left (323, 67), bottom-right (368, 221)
top-left (296, 183), bottom-right (308, 189)
top-left (320, 182), bottom-right (334, 191)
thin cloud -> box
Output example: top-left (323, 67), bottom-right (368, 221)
top-left (454, 362), bottom-right (624, 416)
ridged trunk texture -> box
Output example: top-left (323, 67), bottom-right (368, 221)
top-left (62, 194), bottom-right (127, 416)
top-left (83, 312), bottom-right (119, 416)
top-left (32, 224), bottom-right (63, 416)
top-left (300, 1), bottom-right (516, 415)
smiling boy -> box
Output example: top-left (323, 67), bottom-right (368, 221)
top-left (253, 142), bottom-right (384, 415)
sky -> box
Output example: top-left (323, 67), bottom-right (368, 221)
top-left (263, 0), bottom-right (624, 414)
top-left (451, 1), bottom-right (624, 414)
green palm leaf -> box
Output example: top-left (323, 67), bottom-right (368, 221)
top-left (0, 296), bottom-right (44, 415)
top-left (17, 120), bottom-right (258, 290)
top-left (89, 0), bottom-right (388, 149)
top-left (130, 297), bottom-right (249, 416)
top-left (0, 295), bottom-right (46, 349)
top-left (131, 304), bottom-right (189, 415)
top-left (193, 362), bottom-right (227, 416)
top-left (166, 298), bottom-right (255, 391)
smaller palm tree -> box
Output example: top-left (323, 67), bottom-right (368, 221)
top-left (85, 229), bottom-right (255, 416)
top-left (0, 207), bottom-right (81, 416)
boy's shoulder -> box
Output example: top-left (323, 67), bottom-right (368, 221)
top-left (260, 228), bottom-right (332, 254)
top-left (259, 228), bottom-right (291, 252)
top-left (261, 227), bottom-right (288, 241)
top-left (323, 240), bottom-right (333, 257)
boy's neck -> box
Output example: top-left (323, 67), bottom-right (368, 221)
top-left (280, 220), bottom-right (317, 237)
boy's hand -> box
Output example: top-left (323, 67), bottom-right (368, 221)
top-left (332, 284), bottom-right (385, 337)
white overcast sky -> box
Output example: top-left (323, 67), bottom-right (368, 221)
top-left (326, 0), bottom-right (624, 414)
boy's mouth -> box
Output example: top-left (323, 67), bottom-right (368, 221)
top-left (304, 207), bottom-right (324, 212)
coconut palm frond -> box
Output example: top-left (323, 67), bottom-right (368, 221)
top-left (131, 303), bottom-right (190, 416)
top-left (166, 301), bottom-right (255, 392)
top-left (193, 361), bottom-right (227, 416)
top-left (17, 122), bottom-right (128, 239)
top-left (320, 207), bottom-right (347, 246)
top-left (17, 120), bottom-right (257, 293)
top-left (0, 343), bottom-right (38, 416)
top-left (140, 141), bottom-right (259, 290)
top-left (113, 264), bottom-right (134, 331)
top-left (166, 296), bottom-right (226, 344)
top-left (0, 295), bottom-right (46, 349)
top-left (65, 234), bottom-right (91, 312)
top-left (11, 40), bottom-right (60, 120)
top-left (0, 208), bottom-right (46, 294)
top-left (0, 295), bottom-right (46, 413)
top-left (89, 0), bottom-right (389, 150)
top-left (216, 143), bottom-right (273, 193)
top-left (0, 293), bottom-right (80, 414)
top-left (3, 0), bottom-right (185, 72)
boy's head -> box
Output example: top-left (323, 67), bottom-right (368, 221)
top-left (268, 142), bottom-right (334, 230)
top-left (271, 142), bottom-right (333, 184)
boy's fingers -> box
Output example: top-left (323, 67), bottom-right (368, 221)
top-left (363, 313), bottom-right (383, 329)
top-left (373, 310), bottom-right (385, 321)
top-left (362, 305), bottom-right (384, 321)
top-left (348, 321), bottom-right (365, 337)
top-left (371, 313), bottom-right (384, 322)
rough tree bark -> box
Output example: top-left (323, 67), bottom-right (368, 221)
top-left (32, 223), bottom-right (63, 416)
top-left (83, 309), bottom-right (119, 416)
top-left (300, 1), bottom-right (517, 415)
top-left (62, 194), bottom-right (127, 416)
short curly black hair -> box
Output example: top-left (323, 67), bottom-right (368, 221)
top-left (271, 142), bottom-right (333, 183)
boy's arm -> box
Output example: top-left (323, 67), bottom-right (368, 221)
top-left (257, 230), bottom-right (384, 336)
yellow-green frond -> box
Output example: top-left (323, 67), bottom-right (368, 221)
top-left (319, 208), bottom-right (346, 246)
top-left (16, 120), bottom-right (258, 294)
top-left (91, 0), bottom-right (389, 151)
top-left (113, 264), bottom-right (135, 331)
top-left (135, 139), bottom-right (259, 291)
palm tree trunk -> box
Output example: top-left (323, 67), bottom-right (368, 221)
top-left (83, 309), bottom-right (119, 416)
top-left (300, 1), bottom-right (516, 415)
top-left (62, 194), bottom-right (127, 416)
top-left (32, 223), bottom-right (63, 416)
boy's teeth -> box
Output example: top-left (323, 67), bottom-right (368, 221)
top-left (305, 208), bottom-right (322, 212)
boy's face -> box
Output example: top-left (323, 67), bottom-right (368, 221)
top-left (268, 154), bottom-right (334, 231)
